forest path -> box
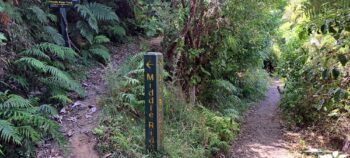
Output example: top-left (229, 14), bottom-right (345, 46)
top-left (37, 41), bottom-right (142, 158)
top-left (64, 42), bottom-right (141, 158)
top-left (229, 80), bottom-right (294, 158)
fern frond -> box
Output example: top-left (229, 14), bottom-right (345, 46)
top-left (40, 77), bottom-right (84, 97)
top-left (50, 61), bottom-right (66, 70)
top-left (210, 80), bottom-right (238, 94)
top-left (108, 25), bottom-right (126, 37)
top-left (17, 126), bottom-right (40, 142)
top-left (0, 95), bottom-right (31, 109)
top-left (123, 76), bottom-right (140, 86)
top-left (93, 35), bottom-right (110, 44)
top-left (9, 75), bottom-right (29, 89)
top-left (0, 1), bottom-right (22, 23)
top-left (43, 26), bottom-right (65, 46)
top-left (37, 43), bottom-right (78, 61)
top-left (50, 95), bottom-right (72, 105)
top-left (21, 48), bottom-right (50, 61)
top-left (16, 57), bottom-right (47, 73)
top-left (38, 104), bottom-right (58, 115)
top-left (27, 6), bottom-right (48, 24)
top-left (0, 120), bottom-right (22, 145)
top-left (75, 4), bottom-right (99, 32)
top-left (85, 2), bottom-right (119, 22)
top-left (77, 21), bottom-right (95, 43)
top-left (126, 69), bottom-right (144, 76)
top-left (89, 48), bottom-right (110, 62)
top-left (45, 65), bottom-right (71, 81)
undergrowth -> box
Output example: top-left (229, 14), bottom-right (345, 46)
top-left (95, 52), bottom-right (269, 157)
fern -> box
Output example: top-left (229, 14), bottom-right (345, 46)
top-left (94, 35), bottom-right (110, 44)
top-left (43, 26), bottom-right (65, 46)
top-left (21, 48), bottom-right (51, 61)
top-left (17, 126), bottom-right (40, 142)
top-left (0, 120), bottom-right (22, 144)
top-left (77, 20), bottom-right (95, 43)
top-left (0, 1), bottom-right (22, 23)
top-left (50, 95), bottom-right (72, 105)
top-left (0, 94), bottom-right (31, 109)
top-left (75, 2), bottom-right (119, 42)
top-left (36, 43), bottom-right (78, 61)
top-left (38, 104), bottom-right (58, 115)
top-left (16, 57), bottom-right (47, 72)
top-left (27, 6), bottom-right (48, 24)
top-left (75, 4), bottom-right (99, 32)
top-left (8, 75), bottom-right (29, 89)
top-left (85, 3), bottom-right (119, 22)
top-left (0, 92), bottom-right (64, 156)
top-left (88, 48), bottom-right (110, 63)
top-left (107, 25), bottom-right (126, 37)
top-left (13, 43), bottom-right (85, 101)
top-left (40, 76), bottom-right (84, 96)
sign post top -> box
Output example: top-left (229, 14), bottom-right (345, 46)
top-left (49, 0), bottom-right (80, 8)
top-left (146, 52), bottom-right (163, 56)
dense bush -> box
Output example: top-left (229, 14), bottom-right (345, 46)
top-left (95, 53), bottom-right (240, 157)
top-left (0, 0), bottom-right (123, 155)
top-left (279, 0), bottom-right (350, 127)
top-left (0, 91), bottom-right (63, 157)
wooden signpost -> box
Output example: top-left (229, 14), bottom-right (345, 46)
top-left (48, 0), bottom-right (80, 47)
top-left (144, 52), bottom-right (164, 151)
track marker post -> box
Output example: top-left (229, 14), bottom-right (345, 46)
top-left (144, 52), bottom-right (164, 151)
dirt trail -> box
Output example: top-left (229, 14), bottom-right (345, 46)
top-left (37, 42), bottom-right (141, 158)
top-left (229, 80), bottom-right (293, 158)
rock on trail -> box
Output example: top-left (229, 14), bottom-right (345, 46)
top-left (229, 80), bottom-right (293, 158)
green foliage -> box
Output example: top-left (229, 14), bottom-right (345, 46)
top-left (9, 43), bottom-right (84, 105)
top-left (102, 53), bottom-right (145, 114)
top-left (0, 91), bottom-right (64, 157)
top-left (278, 0), bottom-right (350, 127)
top-left (0, 0), bottom-right (127, 156)
top-left (75, 2), bottom-right (119, 43)
top-left (96, 52), bottom-right (242, 157)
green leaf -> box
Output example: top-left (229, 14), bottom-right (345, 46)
top-left (337, 54), bottom-right (348, 66)
top-left (109, 25), bottom-right (126, 37)
top-left (93, 35), bottom-right (110, 44)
